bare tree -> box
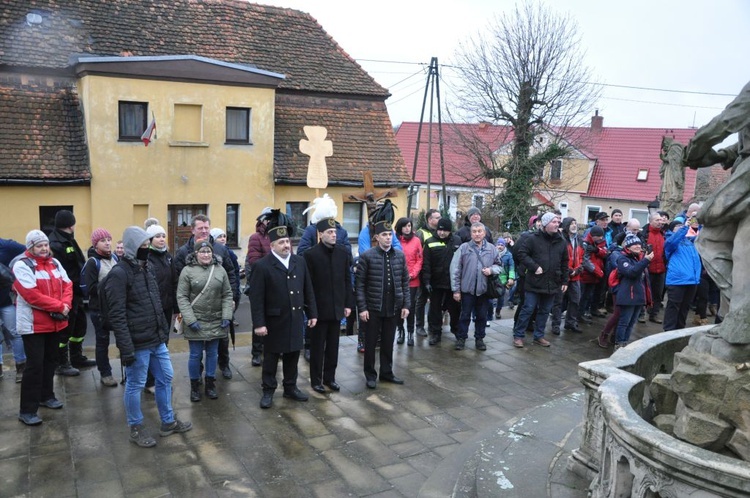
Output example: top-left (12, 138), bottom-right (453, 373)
top-left (450, 1), bottom-right (600, 231)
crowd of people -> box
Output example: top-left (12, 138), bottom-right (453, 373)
top-left (0, 200), bottom-right (718, 445)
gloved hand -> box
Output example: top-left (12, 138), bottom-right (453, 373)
top-left (122, 354), bottom-right (136, 367)
top-left (425, 284), bottom-right (433, 294)
top-left (189, 321), bottom-right (202, 332)
top-left (221, 319), bottom-right (231, 329)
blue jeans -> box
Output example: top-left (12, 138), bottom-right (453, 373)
top-left (89, 311), bottom-right (112, 376)
top-left (616, 305), bottom-right (641, 344)
top-left (123, 343), bottom-right (175, 427)
top-left (458, 293), bottom-right (489, 339)
top-left (1, 305), bottom-right (26, 364)
top-left (188, 339), bottom-right (219, 379)
top-left (513, 291), bottom-right (555, 340)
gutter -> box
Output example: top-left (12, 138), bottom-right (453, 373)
top-left (0, 178), bottom-right (91, 186)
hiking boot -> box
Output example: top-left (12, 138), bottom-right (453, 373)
top-left (55, 364), bottom-right (80, 377)
top-left (283, 388), bottom-right (309, 402)
top-left (205, 376), bottom-right (218, 400)
top-left (475, 338), bottom-right (487, 351)
top-left (455, 338), bottom-right (466, 351)
top-left (533, 338), bottom-right (551, 347)
top-left (40, 398), bottom-right (64, 409)
top-left (513, 338), bottom-right (524, 348)
top-left (100, 375), bottom-right (118, 387)
top-left (190, 379), bottom-right (201, 402)
top-left (396, 327), bottom-right (405, 344)
top-left (251, 353), bottom-right (262, 366)
top-left (159, 419), bottom-right (193, 437)
top-left (130, 425), bottom-right (156, 447)
top-left (18, 412), bottom-right (43, 426)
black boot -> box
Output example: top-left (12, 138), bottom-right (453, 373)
top-left (190, 379), bottom-right (202, 402)
top-left (55, 345), bottom-right (80, 377)
top-left (69, 341), bottom-right (96, 368)
top-left (205, 376), bottom-right (218, 400)
top-left (407, 331), bottom-right (414, 346)
top-left (397, 326), bottom-right (405, 344)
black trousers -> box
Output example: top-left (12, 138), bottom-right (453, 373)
top-left (663, 285), bottom-right (698, 331)
top-left (398, 287), bottom-right (419, 333)
top-left (309, 319), bottom-right (340, 386)
top-left (58, 296), bottom-right (87, 355)
top-left (648, 272), bottom-right (666, 318)
top-left (20, 332), bottom-right (59, 414)
top-left (251, 330), bottom-right (264, 356)
top-left (415, 287), bottom-right (428, 328)
top-left (261, 350), bottom-right (300, 393)
top-left (218, 335), bottom-right (230, 368)
top-left (428, 288), bottom-right (459, 336)
top-left (364, 311), bottom-right (396, 382)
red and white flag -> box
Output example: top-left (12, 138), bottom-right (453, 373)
top-left (141, 115), bottom-right (157, 146)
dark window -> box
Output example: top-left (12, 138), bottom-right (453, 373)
top-left (226, 204), bottom-right (240, 247)
top-left (342, 202), bottom-right (362, 237)
top-left (286, 202), bottom-right (308, 239)
top-left (226, 107), bottom-right (251, 144)
top-left (473, 195), bottom-right (484, 210)
top-left (550, 159), bottom-right (562, 181)
top-left (119, 101), bottom-right (148, 141)
top-left (39, 206), bottom-right (74, 234)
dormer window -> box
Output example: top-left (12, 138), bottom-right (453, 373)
top-left (636, 169), bottom-right (649, 181)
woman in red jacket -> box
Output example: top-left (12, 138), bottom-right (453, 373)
top-left (12, 230), bottom-right (73, 426)
top-left (396, 218), bottom-right (423, 346)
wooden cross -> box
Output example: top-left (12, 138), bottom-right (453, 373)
top-left (342, 170), bottom-right (397, 218)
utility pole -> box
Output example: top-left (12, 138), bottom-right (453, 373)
top-left (407, 57), bottom-right (447, 215)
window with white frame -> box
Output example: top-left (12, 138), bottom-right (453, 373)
top-left (226, 107), bottom-right (251, 144)
top-left (636, 169), bottom-right (649, 181)
top-left (473, 194), bottom-right (484, 210)
top-left (630, 209), bottom-right (649, 227)
top-left (342, 202), bottom-right (362, 237)
top-left (586, 205), bottom-right (601, 224)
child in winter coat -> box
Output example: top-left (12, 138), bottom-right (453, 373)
top-left (612, 234), bottom-right (653, 349)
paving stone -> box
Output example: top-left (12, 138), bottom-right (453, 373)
top-left (368, 423), bottom-right (414, 445)
top-left (321, 448), bottom-right (391, 495)
top-left (76, 479), bottom-right (125, 497)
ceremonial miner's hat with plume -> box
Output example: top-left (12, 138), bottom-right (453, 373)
top-left (370, 199), bottom-right (396, 235)
top-left (266, 209), bottom-right (295, 242)
top-left (303, 194), bottom-right (339, 232)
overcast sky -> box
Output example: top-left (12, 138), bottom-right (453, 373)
top-left (260, 0), bottom-right (748, 130)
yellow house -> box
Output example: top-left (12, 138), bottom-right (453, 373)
top-left (0, 1), bottom-right (410, 257)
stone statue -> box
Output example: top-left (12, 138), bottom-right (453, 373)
top-left (683, 79), bottom-right (750, 348)
top-left (658, 136), bottom-right (685, 218)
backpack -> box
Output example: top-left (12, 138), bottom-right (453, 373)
top-left (80, 254), bottom-right (119, 299)
top-left (99, 262), bottom-right (131, 331)
top-left (607, 268), bottom-right (621, 291)
top-left (9, 257), bottom-right (62, 303)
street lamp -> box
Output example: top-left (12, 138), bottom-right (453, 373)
top-left (647, 197), bottom-right (661, 216)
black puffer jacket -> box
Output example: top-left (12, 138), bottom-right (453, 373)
top-left (421, 233), bottom-right (462, 289)
top-left (148, 248), bottom-right (178, 314)
top-left (355, 245), bottom-right (410, 314)
top-left (48, 228), bottom-right (86, 296)
top-left (516, 230), bottom-right (569, 295)
top-left (104, 227), bottom-right (168, 360)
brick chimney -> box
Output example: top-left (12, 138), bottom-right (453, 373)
top-left (591, 110), bottom-right (603, 134)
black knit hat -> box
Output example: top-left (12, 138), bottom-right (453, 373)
top-left (54, 209), bottom-right (76, 229)
top-left (437, 218), bottom-right (452, 232)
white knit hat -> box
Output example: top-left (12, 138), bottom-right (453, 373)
top-left (25, 229), bottom-right (49, 249)
top-left (146, 224), bottom-right (166, 238)
top-left (210, 228), bottom-right (226, 239)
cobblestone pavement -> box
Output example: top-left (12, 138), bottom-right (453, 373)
top-left (0, 306), bottom-right (667, 497)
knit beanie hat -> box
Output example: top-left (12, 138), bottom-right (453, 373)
top-left (437, 218), bottom-right (452, 232)
top-left (25, 229), bottom-right (49, 249)
top-left (590, 226), bottom-right (605, 237)
top-left (146, 224), bottom-right (167, 238)
top-left (541, 212), bottom-right (557, 227)
top-left (54, 210), bottom-right (76, 229)
top-left (528, 215), bottom-right (539, 229)
top-left (210, 228), bottom-right (226, 240)
top-left (496, 237), bottom-right (506, 247)
top-left (91, 228), bottom-right (112, 247)
top-left (467, 207), bottom-right (481, 218)
top-left (624, 233), bottom-right (642, 248)
top-left (194, 241), bottom-right (213, 254)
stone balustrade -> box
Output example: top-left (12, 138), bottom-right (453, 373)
top-left (568, 326), bottom-right (750, 497)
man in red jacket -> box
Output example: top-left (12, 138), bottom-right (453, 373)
top-left (641, 213), bottom-right (666, 323)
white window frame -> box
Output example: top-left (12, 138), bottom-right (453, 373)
top-left (472, 194), bottom-right (484, 210)
top-left (629, 209), bottom-right (649, 227)
top-left (585, 205), bottom-right (602, 223)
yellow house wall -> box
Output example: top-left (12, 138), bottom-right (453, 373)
top-left (76, 74), bottom-right (276, 253)
top-left (0, 186), bottom-right (91, 243)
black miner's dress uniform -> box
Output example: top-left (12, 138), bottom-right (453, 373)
top-left (303, 238), bottom-right (353, 389)
top-left (356, 242), bottom-right (410, 385)
top-left (249, 252), bottom-right (317, 396)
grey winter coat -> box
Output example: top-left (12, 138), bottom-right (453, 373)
top-left (450, 240), bottom-right (501, 296)
top-left (176, 254), bottom-right (233, 341)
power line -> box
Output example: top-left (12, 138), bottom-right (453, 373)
top-left (600, 96), bottom-right (725, 110)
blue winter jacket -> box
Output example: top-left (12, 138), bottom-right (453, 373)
top-left (614, 250), bottom-right (651, 306)
top-left (664, 226), bottom-right (701, 286)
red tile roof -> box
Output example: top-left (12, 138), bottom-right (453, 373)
top-left (395, 122), bottom-right (513, 189)
top-left (585, 127), bottom-right (698, 203)
top-left (0, 78), bottom-right (89, 182)
top-left (396, 121), bottom-right (700, 203)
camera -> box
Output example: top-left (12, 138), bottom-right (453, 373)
top-left (645, 244), bottom-right (653, 253)
top-left (49, 312), bottom-right (68, 321)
